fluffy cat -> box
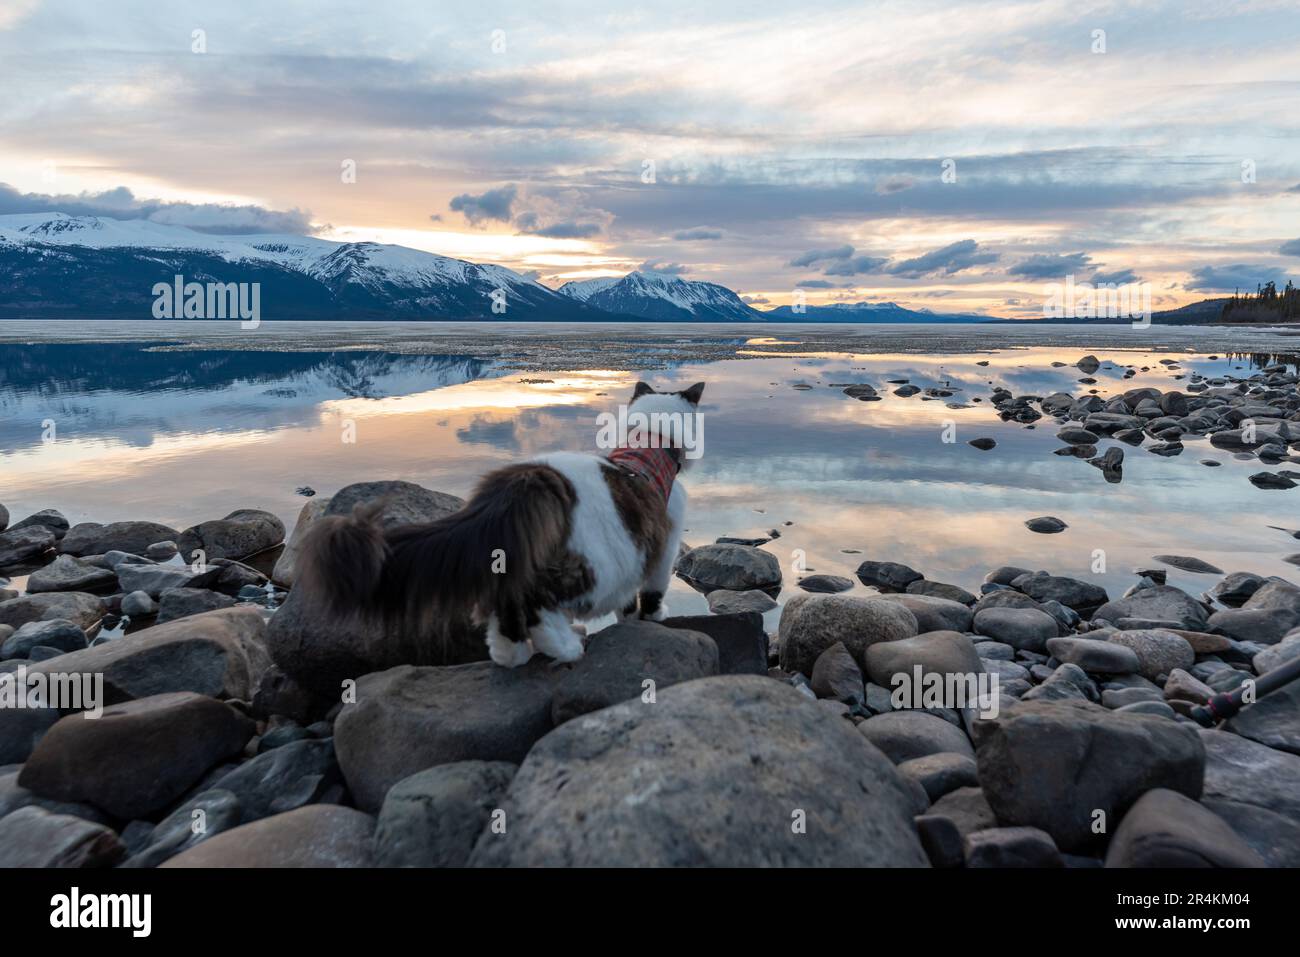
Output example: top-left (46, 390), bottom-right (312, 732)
top-left (297, 380), bottom-right (704, 667)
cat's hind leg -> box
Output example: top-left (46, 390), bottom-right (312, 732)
top-left (638, 485), bottom-right (686, 622)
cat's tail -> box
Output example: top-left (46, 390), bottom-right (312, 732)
top-left (294, 464), bottom-right (577, 633)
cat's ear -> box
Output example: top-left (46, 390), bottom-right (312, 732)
top-left (632, 381), bottom-right (656, 399)
top-left (679, 382), bottom-right (705, 405)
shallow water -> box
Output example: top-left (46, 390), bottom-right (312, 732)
top-left (2, 321), bottom-right (1298, 622)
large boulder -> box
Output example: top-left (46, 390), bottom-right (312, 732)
top-left (0, 606), bottom-right (269, 764)
top-left (1013, 572), bottom-right (1108, 613)
top-left (468, 676), bottom-right (929, 867)
top-left (973, 699), bottom-right (1205, 851)
top-left (59, 521), bottom-right (180, 557)
top-left (855, 560), bottom-right (924, 593)
top-left (778, 593), bottom-right (917, 675)
top-left (19, 692), bottom-right (255, 819)
top-left (1225, 675), bottom-right (1300, 754)
top-left (270, 497), bottom-right (330, 587)
top-left (264, 482), bottom-right (474, 693)
top-left (374, 761), bottom-right (517, 867)
top-left (334, 660), bottom-right (564, 813)
top-left (1201, 799), bottom-right (1300, 868)
top-left (550, 620), bottom-right (717, 725)
top-left (875, 594), bottom-right (973, 633)
top-left (176, 508), bottom-right (286, 562)
top-left (160, 805), bottom-right (375, 867)
top-left (676, 543), bottom-right (781, 593)
top-left (0, 806), bottom-right (124, 868)
top-left (1104, 789), bottom-right (1265, 868)
top-left (1199, 728), bottom-right (1300, 820)
top-left (1093, 585), bottom-right (1208, 630)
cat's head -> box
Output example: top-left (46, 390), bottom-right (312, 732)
top-left (625, 380), bottom-right (706, 466)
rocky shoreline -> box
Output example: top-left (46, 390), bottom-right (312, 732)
top-left (1, 472), bottom-right (1298, 869)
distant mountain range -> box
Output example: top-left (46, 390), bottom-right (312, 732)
top-left (0, 213), bottom-right (1254, 325)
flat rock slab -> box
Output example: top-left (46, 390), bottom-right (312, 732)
top-left (704, 589), bottom-right (777, 614)
top-left (0, 805), bottom-right (124, 868)
top-left (973, 699), bottom-right (1204, 852)
top-left (468, 675), bottom-right (929, 867)
top-left (660, 612), bottom-right (768, 676)
top-left (550, 619), bottom-right (718, 725)
top-left (161, 805), bottom-right (376, 867)
top-left (335, 660), bottom-right (564, 813)
top-left (60, 521), bottom-right (179, 558)
top-left (19, 691), bottom-right (255, 819)
top-left (1104, 788), bottom-right (1265, 868)
top-left (25, 555), bottom-right (117, 593)
top-left (1199, 728), bottom-right (1300, 820)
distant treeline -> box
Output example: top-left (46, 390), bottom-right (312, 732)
top-left (1222, 280), bottom-right (1300, 322)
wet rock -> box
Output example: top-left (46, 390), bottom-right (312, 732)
top-left (1, 618), bottom-right (86, 661)
top-left (1224, 675), bottom-right (1300, 754)
top-left (1154, 555), bottom-right (1224, 575)
top-left (1105, 789), bottom-right (1265, 868)
top-left (161, 805), bottom-right (375, 868)
top-left (19, 692), bottom-right (254, 819)
top-left (973, 699), bottom-right (1205, 851)
top-left (156, 587), bottom-right (236, 623)
top-left (0, 806), bottom-right (124, 868)
top-left (968, 438), bottom-right (996, 450)
top-left (25, 555), bottom-right (117, 593)
top-left (906, 580), bottom-right (977, 605)
top-left (1249, 471), bottom-right (1296, 489)
top-left (209, 737), bottom-right (341, 822)
top-left (676, 542), bottom-right (781, 593)
top-left (119, 591), bottom-right (157, 618)
top-left (858, 711), bottom-right (974, 763)
top-left (1201, 799), bottom-right (1300, 868)
top-left (0, 525), bottom-right (57, 568)
top-left (986, 566), bottom-right (1032, 586)
top-left (145, 541), bottom-right (178, 561)
top-left (855, 560), bottom-right (924, 592)
top-left (965, 826), bottom-right (1063, 868)
top-left (0, 591), bottom-right (105, 632)
top-left (1013, 572), bottom-right (1108, 614)
top-left (706, 589), bottom-right (776, 614)
top-left (550, 620), bottom-right (717, 724)
top-left (777, 593), bottom-right (917, 674)
top-left (1093, 585), bottom-right (1209, 631)
top-left (973, 607), bottom-right (1058, 652)
top-left (797, 574), bottom-right (855, 594)
top-left (374, 761), bottom-right (516, 867)
top-left (1200, 728), bottom-right (1300, 820)
top-left (1024, 516), bottom-right (1067, 534)
top-left (1045, 637), bottom-right (1140, 674)
top-left (334, 660), bottom-right (563, 813)
top-left (121, 789), bottom-right (242, 868)
top-left (468, 676), bottom-right (929, 867)
top-left (60, 521), bottom-right (180, 558)
top-left (176, 509), bottom-right (285, 563)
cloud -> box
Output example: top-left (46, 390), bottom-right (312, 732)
top-left (514, 213), bottom-right (604, 238)
top-left (1008, 252), bottom-right (1093, 279)
top-left (0, 183), bottom-right (314, 235)
top-left (672, 226), bottom-right (724, 240)
top-left (796, 279), bottom-right (836, 288)
top-left (886, 240), bottom-right (998, 278)
top-left (1185, 264), bottom-right (1278, 292)
top-left (509, 188), bottom-right (614, 239)
top-left (875, 175), bottom-right (914, 195)
top-left (449, 184), bottom-right (517, 226)
top-left (639, 259), bottom-right (687, 275)
top-left (1091, 268), bottom-right (1139, 285)
top-left (742, 295), bottom-right (770, 304)
top-left (823, 255), bottom-right (888, 276)
top-left (1279, 239), bottom-right (1300, 256)
top-left (789, 244), bottom-right (854, 267)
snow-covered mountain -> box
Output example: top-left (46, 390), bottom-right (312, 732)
top-left (0, 214), bottom-right (603, 321)
top-left (558, 271), bottom-right (763, 321)
top-left (763, 300), bottom-right (992, 323)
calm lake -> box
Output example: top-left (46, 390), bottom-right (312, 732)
top-left (3, 320), bottom-right (1299, 620)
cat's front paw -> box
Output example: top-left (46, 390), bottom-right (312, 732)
top-left (641, 603), bottom-right (667, 622)
top-left (486, 632), bottom-right (534, 668)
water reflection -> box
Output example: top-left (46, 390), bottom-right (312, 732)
top-left (1, 337), bottom-right (1297, 623)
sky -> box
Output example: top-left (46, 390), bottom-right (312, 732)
top-left (1, 0), bottom-right (1299, 317)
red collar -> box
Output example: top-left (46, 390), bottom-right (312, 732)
top-left (608, 445), bottom-right (679, 504)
